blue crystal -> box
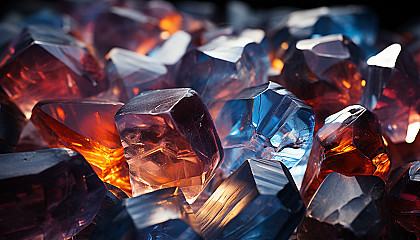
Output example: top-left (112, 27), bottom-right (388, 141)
top-left (90, 187), bottom-right (203, 240)
top-left (21, 9), bottom-right (73, 33)
top-left (176, 29), bottom-right (270, 118)
top-left (196, 159), bottom-right (305, 240)
top-left (215, 81), bottom-right (315, 187)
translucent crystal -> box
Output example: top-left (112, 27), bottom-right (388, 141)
top-left (196, 159), bottom-right (305, 240)
top-left (215, 81), bottom-right (315, 187)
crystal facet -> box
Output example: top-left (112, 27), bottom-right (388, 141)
top-left (31, 99), bottom-right (131, 195)
top-left (301, 105), bottom-right (390, 203)
top-left (176, 29), bottom-right (270, 118)
top-left (298, 172), bottom-right (387, 239)
top-left (274, 34), bottom-right (366, 131)
top-left (0, 25), bottom-right (107, 119)
top-left (0, 148), bottom-right (106, 240)
top-left (364, 43), bottom-right (420, 145)
top-left (389, 161), bottom-right (420, 238)
top-left (90, 187), bottom-right (202, 240)
top-left (215, 81), bottom-right (315, 187)
top-left (105, 48), bottom-right (173, 100)
top-left (0, 91), bottom-right (26, 153)
top-left (114, 88), bottom-right (223, 203)
top-left (196, 159), bottom-right (305, 240)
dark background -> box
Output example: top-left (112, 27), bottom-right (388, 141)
top-left (1, 0), bottom-right (418, 32)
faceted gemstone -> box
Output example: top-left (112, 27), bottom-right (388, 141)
top-left (215, 81), bottom-right (315, 187)
top-left (196, 159), bottom-right (305, 240)
top-left (274, 34), bottom-right (366, 132)
top-left (90, 187), bottom-right (202, 240)
top-left (114, 88), bottom-right (223, 203)
top-left (31, 99), bottom-right (131, 195)
top-left (176, 29), bottom-right (270, 118)
top-left (0, 148), bottom-right (106, 240)
top-left (266, 6), bottom-right (378, 69)
top-left (93, 6), bottom-right (165, 59)
top-left (389, 161), bottom-right (420, 238)
top-left (105, 48), bottom-right (173, 100)
top-left (0, 25), bottom-right (107, 119)
top-left (301, 105), bottom-right (390, 204)
top-left (363, 44), bottom-right (420, 145)
top-left (298, 172), bottom-right (387, 239)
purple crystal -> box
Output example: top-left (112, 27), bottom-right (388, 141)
top-left (0, 148), bottom-right (106, 240)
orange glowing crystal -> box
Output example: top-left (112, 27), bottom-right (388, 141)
top-left (301, 105), bottom-right (390, 204)
top-left (30, 99), bottom-right (131, 195)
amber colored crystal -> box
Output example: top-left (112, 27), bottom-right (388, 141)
top-left (301, 105), bottom-right (390, 204)
top-left (31, 99), bottom-right (131, 195)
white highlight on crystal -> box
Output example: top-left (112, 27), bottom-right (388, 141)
top-left (367, 43), bottom-right (401, 68)
top-left (406, 121), bottom-right (420, 144)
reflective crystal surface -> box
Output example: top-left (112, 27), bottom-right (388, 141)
top-left (115, 88), bottom-right (223, 203)
top-left (31, 99), bottom-right (131, 195)
top-left (389, 161), bottom-right (420, 238)
top-left (267, 5), bottom-right (377, 68)
top-left (196, 159), bottom-right (305, 240)
top-left (105, 48), bottom-right (173, 100)
top-left (298, 172), bottom-right (387, 239)
top-left (90, 187), bottom-right (202, 240)
top-left (215, 81), bottom-right (315, 187)
top-left (0, 148), bottom-right (106, 240)
top-left (275, 34), bottom-right (366, 131)
top-left (301, 105), bottom-right (390, 203)
top-left (148, 30), bottom-right (192, 66)
top-left (364, 43), bottom-right (420, 145)
top-left (0, 25), bottom-right (107, 119)
top-left (176, 29), bottom-right (270, 118)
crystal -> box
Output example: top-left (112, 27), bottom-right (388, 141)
top-left (266, 6), bottom-right (378, 67)
top-left (90, 187), bottom-right (202, 240)
top-left (215, 81), bottom-right (315, 187)
top-left (114, 88), bottom-right (223, 203)
top-left (363, 43), bottom-right (420, 145)
top-left (175, 29), bottom-right (270, 118)
top-left (301, 105), bottom-right (390, 203)
top-left (148, 30), bottom-right (192, 66)
top-left (0, 22), bottom-right (20, 54)
top-left (93, 6), bottom-right (165, 59)
top-left (389, 161), bottom-right (420, 237)
top-left (274, 34), bottom-right (366, 131)
top-left (105, 48), bottom-right (173, 100)
top-left (31, 99), bottom-right (131, 195)
top-left (0, 25), bottom-right (107, 119)
top-left (14, 120), bottom-right (49, 153)
top-left (0, 148), bottom-right (106, 240)
top-left (298, 172), bottom-right (387, 239)
top-left (196, 159), bottom-right (305, 240)
top-left (21, 9), bottom-right (78, 36)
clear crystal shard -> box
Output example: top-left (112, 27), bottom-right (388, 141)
top-left (215, 81), bottom-right (315, 187)
top-left (90, 187), bottom-right (202, 240)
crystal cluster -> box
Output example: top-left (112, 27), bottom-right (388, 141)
top-left (0, 1), bottom-right (420, 239)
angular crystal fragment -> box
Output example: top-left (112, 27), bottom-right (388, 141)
top-left (298, 172), bottom-right (387, 239)
top-left (114, 88), bottom-right (223, 203)
top-left (176, 29), bottom-right (270, 118)
top-left (91, 187), bottom-right (202, 240)
top-left (0, 25), bottom-right (107, 119)
top-left (389, 161), bottom-right (420, 238)
top-left (274, 34), bottom-right (366, 131)
top-left (31, 99), bottom-right (131, 195)
top-left (0, 148), bottom-right (106, 240)
top-left (93, 6), bottom-right (165, 58)
top-left (215, 81), bottom-right (315, 187)
top-left (105, 48), bottom-right (173, 100)
top-left (364, 44), bottom-right (420, 145)
top-left (196, 159), bottom-right (305, 240)
top-left (301, 105), bottom-right (390, 203)
top-left (148, 30), bottom-right (192, 66)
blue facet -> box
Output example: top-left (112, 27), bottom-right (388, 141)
top-left (196, 159), bottom-right (305, 240)
top-left (215, 81), bottom-right (315, 187)
top-left (176, 29), bottom-right (270, 118)
top-left (90, 187), bottom-right (203, 240)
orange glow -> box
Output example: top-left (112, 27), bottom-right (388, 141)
top-left (361, 79), bottom-right (366, 87)
top-left (342, 80), bottom-right (351, 89)
top-left (281, 42), bottom-right (289, 50)
top-left (160, 31), bottom-right (170, 40)
top-left (272, 58), bottom-right (284, 72)
top-left (159, 13), bottom-right (182, 34)
top-left (135, 38), bottom-right (159, 55)
top-left (56, 107), bottom-right (66, 121)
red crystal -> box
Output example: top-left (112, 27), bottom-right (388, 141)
top-left (301, 105), bottom-right (390, 204)
top-left (31, 99), bottom-right (131, 195)
top-left (0, 25), bottom-right (107, 119)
